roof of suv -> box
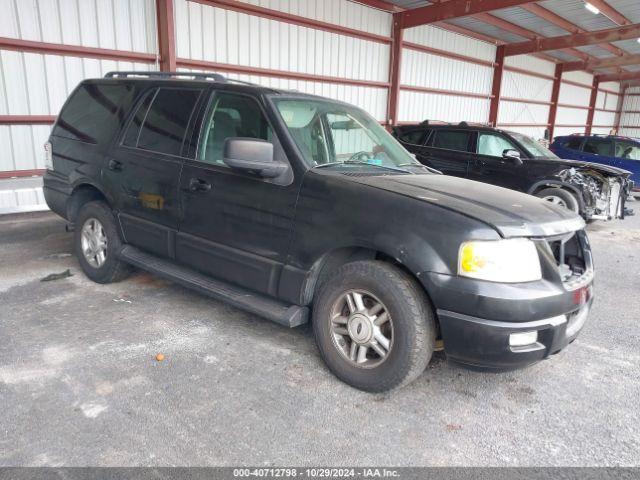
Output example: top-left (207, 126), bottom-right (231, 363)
top-left (396, 121), bottom-right (525, 137)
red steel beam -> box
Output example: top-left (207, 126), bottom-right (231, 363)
top-left (0, 169), bottom-right (46, 179)
top-left (505, 23), bottom-right (640, 56)
top-left (400, 0), bottom-right (537, 29)
top-left (547, 63), bottom-right (564, 140)
top-left (188, 0), bottom-right (392, 44)
top-left (598, 71), bottom-right (640, 83)
top-left (471, 12), bottom-right (591, 62)
top-left (520, 3), bottom-right (626, 58)
top-left (156, 0), bottom-right (177, 71)
top-left (176, 58), bottom-right (390, 89)
top-left (388, 13), bottom-right (404, 126)
top-left (352, 0), bottom-right (403, 13)
top-left (0, 37), bottom-right (155, 63)
top-left (564, 54), bottom-right (640, 72)
top-left (585, 77), bottom-right (600, 135)
top-left (488, 45), bottom-right (505, 127)
top-left (585, 0), bottom-right (631, 26)
top-left (0, 115), bottom-right (56, 125)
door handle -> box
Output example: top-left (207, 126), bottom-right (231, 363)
top-left (188, 178), bottom-right (211, 192)
top-left (108, 159), bottom-right (123, 171)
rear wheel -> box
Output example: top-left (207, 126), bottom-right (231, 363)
top-left (74, 201), bottom-right (132, 284)
top-left (312, 260), bottom-right (435, 392)
top-left (536, 187), bottom-right (579, 213)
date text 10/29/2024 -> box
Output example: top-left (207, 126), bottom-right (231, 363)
top-left (233, 468), bottom-right (400, 478)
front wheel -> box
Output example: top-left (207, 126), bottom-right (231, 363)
top-left (536, 187), bottom-right (580, 213)
top-left (312, 261), bottom-right (436, 392)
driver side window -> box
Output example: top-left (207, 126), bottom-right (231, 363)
top-left (199, 92), bottom-right (273, 166)
top-left (477, 132), bottom-right (519, 157)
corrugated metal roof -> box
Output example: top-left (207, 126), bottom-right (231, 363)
top-left (490, 7), bottom-right (568, 38)
top-left (446, 17), bottom-right (526, 43)
top-left (607, 0), bottom-right (640, 23)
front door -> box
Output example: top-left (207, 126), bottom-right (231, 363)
top-left (467, 131), bottom-right (528, 191)
top-left (105, 86), bottom-right (204, 257)
top-left (176, 90), bottom-right (299, 297)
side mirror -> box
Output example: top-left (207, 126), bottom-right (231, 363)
top-left (503, 149), bottom-right (523, 165)
top-left (223, 138), bottom-right (288, 178)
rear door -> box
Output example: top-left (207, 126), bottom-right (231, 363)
top-left (467, 130), bottom-right (529, 191)
top-left (176, 90), bottom-right (299, 297)
top-left (105, 86), bottom-right (204, 257)
top-left (422, 128), bottom-right (473, 177)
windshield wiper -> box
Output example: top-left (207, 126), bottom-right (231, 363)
top-left (313, 160), bottom-right (411, 174)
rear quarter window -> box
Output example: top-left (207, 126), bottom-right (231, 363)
top-left (399, 129), bottom-right (427, 145)
top-left (561, 137), bottom-right (584, 151)
top-left (52, 83), bottom-right (135, 144)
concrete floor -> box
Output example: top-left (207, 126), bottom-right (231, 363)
top-left (0, 210), bottom-right (639, 467)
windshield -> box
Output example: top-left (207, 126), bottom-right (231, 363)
top-left (511, 132), bottom-right (559, 159)
top-left (272, 97), bottom-right (419, 169)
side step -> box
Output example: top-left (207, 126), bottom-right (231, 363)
top-left (119, 245), bottom-right (308, 328)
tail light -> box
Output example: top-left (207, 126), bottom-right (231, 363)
top-left (44, 141), bottom-right (53, 170)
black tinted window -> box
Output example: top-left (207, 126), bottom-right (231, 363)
top-left (399, 130), bottom-right (427, 145)
top-left (562, 137), bottom-right (583, 151)
top-left (124, 88), bottom-right (201, 156)
top-left (583, 138), bottom-right (613, 156)
top-left (54, 83), bottom-right (134, 144)
top-left (432, 130), bottom-right (471, 152)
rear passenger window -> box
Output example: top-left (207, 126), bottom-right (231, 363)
top-left (583, 138), bottom-right (613, 156)
top-left (53, 83), bottom-right (134, 144)
top-left (432, 130), bottom-right (471, 152)
top-left (399, 130), bottom-right (426, 145)
top-left (123, 88), bottom-right (202, 157)
top-left (615, 141), bottom-right (640, 160)
top-left (562, 137), bottom-right (584, 151)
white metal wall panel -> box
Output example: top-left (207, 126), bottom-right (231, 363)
top-left (0, 125), bottom-right (51, 172)
top-left (499, 125), bottom-right (547, 139)
top-left (562, 70), bottom-right (594, 87)
top-left (591, 127), bottom-right (613, 135)
top-left (501, 71), bottom-right (553, 101)
top-left (559, 82), bottom-right (591, 106)
top-left (401, 48), bottom-right (493, 95)
top-left (620, 92), bottom-right (640, 136)
top-left (175, 0), bottom-right (390, 83)
top-left (593, 110), bottom-right (616, 128)
top-left (600, 81), bottom-right (620, 93)
top-left (403, 25), bottom-right (496, 63)
top-left (596, 90), bottom-right (620, 110)
top-left (504, 55), bottom-right (556, 77)
top-left (498, 101), bottom-right (550, 127)
top-left (554, 126), bottom-right (584, 137)
top-left (0, 0), bottom-right (157, 53)
top-left (555, 106), bottom-right (588, 126)
top-left (398, 90), bottom-right (489, 124)
top-left (242, 0), bottom-right (392, 36)
top-left (178, 68), bottom-right (388, 121)
top-left (0, 51), bottom-right (154, 116)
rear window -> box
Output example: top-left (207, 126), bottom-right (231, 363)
top-left (123, 87), bottom-right (202, 157)
top-left (53, 83), bottom-right (134, 144)
top-left (432, 130), bottom-right (471, 152)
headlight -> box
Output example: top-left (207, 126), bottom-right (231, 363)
top-left (458, 238), bottom-right (542, 283)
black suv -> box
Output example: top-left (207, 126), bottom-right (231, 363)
top-left (44, 72), bottom-right (593, 392)
top-left (393, 122), bottom-right (633, 222)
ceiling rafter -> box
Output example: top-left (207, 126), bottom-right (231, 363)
top-left (504, 23), bottom-right (640, 56)
top-left (564, 54), bottom-right (640, 72)
top-left (598, 71), bottom-right (640, 82)
top-left (400, 0), bottom-right (537, 29)
top-left (584, 0), bottom-right (632, 26)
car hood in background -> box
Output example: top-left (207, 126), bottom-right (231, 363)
top-left (534, 157), bottom-right (631, 177)
top-left (352, 174), bottom-right (585, 238)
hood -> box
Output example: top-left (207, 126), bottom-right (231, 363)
top-left (350, 174), bottom-right (585, 238)
top-left (535, 157), bottom-right (631, 177)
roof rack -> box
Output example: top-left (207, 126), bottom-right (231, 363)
top-left (104, 71), bottom-right (258, 86)
top-left (458, 121), bottom-right (490, 127)
top-left (420, 119), bottom-right (451, 126)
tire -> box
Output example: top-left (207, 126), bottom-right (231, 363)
top-left (312, 260), bottom-right (436, 392)
top-left (535, 187), bottom-right (580, 213)
top-left (74, 201), bottom-right (132, 284)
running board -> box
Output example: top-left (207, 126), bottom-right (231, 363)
top-left (119, 245), bottom-right (308, 328)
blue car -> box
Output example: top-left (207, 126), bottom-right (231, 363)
top-left (550, 134), bottom-right (639, 193)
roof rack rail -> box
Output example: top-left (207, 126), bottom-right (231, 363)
top-left (104, 71), bottom-right (258, 86)
top-left (420, 119), bottom-right (451, 126)
top-left (458, 121), bottom-right (490, 127)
